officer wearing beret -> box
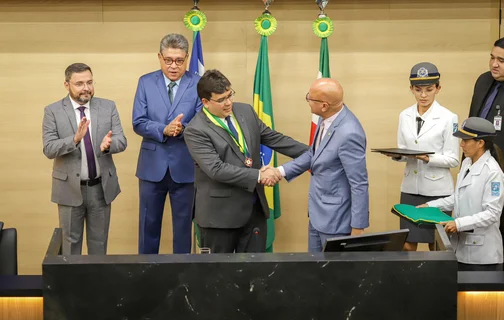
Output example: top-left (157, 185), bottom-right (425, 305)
top-left (388, 62), bottom-right (459, 251)
top-left (420, 118), bottom-right (504, 271)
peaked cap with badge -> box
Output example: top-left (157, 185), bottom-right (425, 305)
top-left (410, 62), bottom-right (441, 86)
top-left (453, 117), bottom-right (496, 139)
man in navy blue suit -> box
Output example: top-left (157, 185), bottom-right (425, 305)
top-left (133, 33), bottom-right (203, 254)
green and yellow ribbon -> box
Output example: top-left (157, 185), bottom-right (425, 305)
top-left (255, 13), bottom-right (277, 37)
top-left (313, 16), bottom-right (334, 38)
top-left (202, 108), bottom-right (249, 156)
top-left (184, 9), bottom-right (207, 32)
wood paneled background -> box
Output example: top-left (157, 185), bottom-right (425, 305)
top-left (0, 0), bottom-right (499, 274)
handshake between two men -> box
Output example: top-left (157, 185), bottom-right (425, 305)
top-left (260, 166), bottom-right (283, 187)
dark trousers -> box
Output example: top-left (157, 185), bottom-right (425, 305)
top-left (198, 202), bottom-right (267, 253)
top-left (138, 169), bottom-right (194, 254)
top-left (458, 262), bottom-right (503, 271)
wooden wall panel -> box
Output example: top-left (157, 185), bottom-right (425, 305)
top-left (458, 292), bottom-right (504, 320)
top-left (0, 298), bottom-right (42, 320)
top-left (0, 0), bottom-right (499, 273)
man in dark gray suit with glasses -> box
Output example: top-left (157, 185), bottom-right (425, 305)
top-left (42, 63), bottom-right (127, 255)
top-left (184, 69), bottom-right (308, 253)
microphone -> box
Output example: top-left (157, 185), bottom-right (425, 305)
top-left (252, 227), bottom-right (261, 253)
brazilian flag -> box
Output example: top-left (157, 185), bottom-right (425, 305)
top-left (253, 35), bottom-right (279, 252)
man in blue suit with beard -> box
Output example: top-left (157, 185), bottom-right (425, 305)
top-left (133, 33), bottom-right (203, 254)
top-left (274, 78), bottom-right (370, 252)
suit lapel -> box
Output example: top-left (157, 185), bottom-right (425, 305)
top-left (312, 107), bottom-right (348, 164)
top-left (417, 101), bottom-right (440, 139)
top-left (62, 96), bottom-right (78, 134)
top-left (458, 172), bottom-right (472, 188)
top-left (202, 112), bottom-right (245, 161)
top-left (474, 76), bottom-right (495, 117)
top-left (311, 119), bottom-right (323, 154)
top-left (235, 109), bottom-right (253, 156)
top-left (169, 73), bottom-right (190, 118)
top-left (407, 106), bottom-right (417, 138)
top-left (156, 71), bottom-right (170, 110)
top-left (90, 98), bottom-right (99, 148)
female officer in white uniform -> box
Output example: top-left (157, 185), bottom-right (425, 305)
top-left (389, 62), bottom-right (459, 251)
top-left (420, 117), bottom-right (504, 271)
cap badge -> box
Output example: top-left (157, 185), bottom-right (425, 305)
top-left (417, 67), bottom-right (429, 78)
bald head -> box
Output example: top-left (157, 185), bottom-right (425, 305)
top-left (307, 78), bottom-right (344, 118)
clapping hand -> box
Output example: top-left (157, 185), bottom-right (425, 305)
top-left (164, 113), bottom-right (184, 137)
top-left (74, 117), bottom-right (90, 144)
top-left (100, 131), bottom-right (113, 152)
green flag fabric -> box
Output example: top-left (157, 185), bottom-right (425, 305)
top-left (392, 204), bottom-right (454, 224)
top-left (253, 36), bottom-right (279, 252)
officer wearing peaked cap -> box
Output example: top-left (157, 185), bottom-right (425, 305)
top-left (422, 117), bottom-right (504, 271)
top-left (388, 62), bottom-right (459, 251)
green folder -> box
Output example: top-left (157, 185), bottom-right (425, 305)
top-left (392, 204), bottom-right (454, 224)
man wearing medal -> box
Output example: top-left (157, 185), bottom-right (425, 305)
top-left (184, 69), bottom-right (308, 253)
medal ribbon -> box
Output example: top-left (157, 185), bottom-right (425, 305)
top-left (203, 107), bottom-right (250, 157)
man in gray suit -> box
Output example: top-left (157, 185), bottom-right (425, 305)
top-left (42, 63), bottom-right (127, 255)
top-left (184, 69), bottom-right (308, 253)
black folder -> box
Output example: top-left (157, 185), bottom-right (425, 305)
top-left (371, 148), bottom-right (434, 156)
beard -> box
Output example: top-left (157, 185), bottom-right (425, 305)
top-left (71, 90), bottom-right (93, 104)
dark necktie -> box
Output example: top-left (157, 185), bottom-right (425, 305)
top-left (225, 116), bottom-right (239, 140)
top-left (463, 169), bottom-right (470, 179)
top-left (314, 122), bottom-right (325, 152)
top-left (168, 81), bottom-right (177, 104)
top-left (416, 117), bottom-right (424, 135)
top-left (480, 83), bottom-right (501, 119)
top-left (77, 106), bottom-right (97, 180)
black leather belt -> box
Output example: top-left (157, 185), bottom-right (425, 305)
top-left (80, 177), bottom-right (101, 187)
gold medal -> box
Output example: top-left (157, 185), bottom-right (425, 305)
top-left (245, 157), bottom-right (253, 167)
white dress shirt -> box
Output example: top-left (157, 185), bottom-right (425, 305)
top-left (69, 97), bottom-right (101, 180)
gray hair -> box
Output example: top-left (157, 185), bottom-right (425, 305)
top-left (160, 34), bottom-right (189, 54)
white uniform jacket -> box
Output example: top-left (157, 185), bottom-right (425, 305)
top-left (427, 150), bottom-right (504, 265)
top-left (396, 101), bottom-right (459, 196)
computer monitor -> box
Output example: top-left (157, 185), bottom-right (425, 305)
top-left (323, 229), bottom-right (409, 252)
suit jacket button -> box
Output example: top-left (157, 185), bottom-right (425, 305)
top-left (76, 173), bottom-right (80, 177)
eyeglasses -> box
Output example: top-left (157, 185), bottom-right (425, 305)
top-left (305, 92), bottom-right (341, 106)
top-left (160, 54), bottom-right (188, 66)
top-left (67, 80), bottom-right (95, 89)
top-left (210, 90), bottom-right (236, 104)
top-left (305, 93), bottom-right (325, 103)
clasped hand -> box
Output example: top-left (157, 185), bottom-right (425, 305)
top-left (164, 113), bottom-right (184, 137)
top-left (260, 166), bottom-right (282, 187)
